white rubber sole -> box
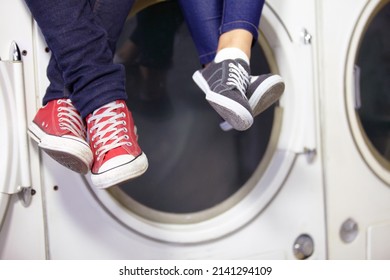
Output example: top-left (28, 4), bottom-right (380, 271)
top-left (249, 74), bottom-right (285, 116)
top-left (28, 122), bottom-right (93, 174)
top-left (91, 152), bottom-right (148, 189)
top-left (193, 71), bottom-right (253, 131)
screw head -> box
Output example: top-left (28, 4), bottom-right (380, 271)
top-left (293, 234), bottom-right (314, 260)
top-left (340, 218), bottom-right (359, 243)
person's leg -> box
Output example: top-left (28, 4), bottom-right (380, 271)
top-left (218, 0), bottom-right (264, 55)
top-left (212, 0), bottom-right (263, 75)
top-left (178, 0), bottom-right (221, 65)
top-left (84, 0), bottom-right (148, 188)
top-left (211, 0), bottom-right (264, 66)
top-left (90, 0), bottom-right (135, 55)
top-left (179, 0), bottom-right (260, 130)
top-left (26, 0), bottom-right (148, 187)
top-left (216, 0), bottom-right (285, 130)
top-left (179, 0), bottom-right (263, 64)
top-left (217, 30), bottom-right (254, 60)
top-left (179, 0), bottom-right (284, 131)
top-left (43, 0), bottom-right (134, 106)
top-left (24, 0), bottom-right (128, 118)
top-left (26, 0), bottom-right (101, 174)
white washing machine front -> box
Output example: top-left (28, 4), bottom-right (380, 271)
top-left (320, 0), bottom-right (390, 259)
top-left (1, 0), bottom-right (326, 260)
top-left (0, 0), bottom-right (46, 259)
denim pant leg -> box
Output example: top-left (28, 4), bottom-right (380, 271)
top-left (178, 0), bottom-right (222, 65)
top-left (91, 0), bottom-right (135, 54)
top-left (178, 0), bottom-right (264, 65)
top-left (24, 0), bottom-right (133, 118)
top-left (43, 0), bottom-right (134, 108)
top-left (220, 0), bottom-right (264, 40)
top-left (44, 56), bottom-right (66, 104)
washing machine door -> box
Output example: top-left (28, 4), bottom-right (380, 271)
top-left (85, 1), bottom-right (320, 244)
top-left (347, 1), bottom-right (390, 183)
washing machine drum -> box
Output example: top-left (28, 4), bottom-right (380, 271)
top-left (115, 21), bottom-right (275, 215)
top-left (355, 3), bottom-right (390, 164)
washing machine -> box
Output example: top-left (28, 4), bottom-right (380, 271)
top-left (1, 0), bottom-right (326, 259)
top-left (319, 0), bottom-right (390, 259)
top-left (0, 0), bottom-right (47, 259)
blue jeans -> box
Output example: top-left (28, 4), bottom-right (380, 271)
top-left (24, 0), bottom-right (135, 118)
top-left (178, 0), bottom-right (265, 65)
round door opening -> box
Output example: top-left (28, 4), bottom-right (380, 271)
top-left (355, 2), bottom-right (390, 168)
top-left (110, 2), bottom-right (277, 216)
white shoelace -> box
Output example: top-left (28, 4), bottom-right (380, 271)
top-left (57, 99), bottom-right (86, 138)
top-left (226, 62), bottom-right (249, 98)
top-left (87, 102), bottom-right (131, 160)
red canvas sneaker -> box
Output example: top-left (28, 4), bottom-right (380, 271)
top-left (28, 99), bottom-right (93, 174)
top-left (86, 100), bottom-right (148, 189)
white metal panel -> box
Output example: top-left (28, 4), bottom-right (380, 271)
top-left (0, 0), bottom-right (46, 260)
top-left (318, 0), bottom-right (390, 259)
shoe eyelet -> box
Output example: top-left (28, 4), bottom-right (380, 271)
top-left (123, 128), bottom-right (128, 133)
top-left (126, 143), bottom-right (131, 146)
top-left (122, 121), bottom-right (126, 125)
top-left (121, 103), bottom-right (125, 108)
top-left (121, 112), bottom-right (126, 117)
top-left (124, 135), bottom-right (129, 140)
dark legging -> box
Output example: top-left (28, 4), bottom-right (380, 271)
top-left (178, 0), bottom-right (265, 65)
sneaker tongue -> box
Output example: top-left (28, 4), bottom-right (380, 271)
top-left (88, 104), bottom-right (129, 159)
top-left (235, 58), bottom-right (250, 74)
top-left (90, 103), bottom-right (123, 136)
top-left (57, 101), bottom-right (85, 138)
top-left (100, 115), bottom-right (118, 139)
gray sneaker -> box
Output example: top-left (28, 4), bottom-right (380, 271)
top-left (220, 74), bottom-right (285, 131)
top-left (192, 59), bottom-right (253, 131)
top-left (247, 74), bottom-right (285, 116)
